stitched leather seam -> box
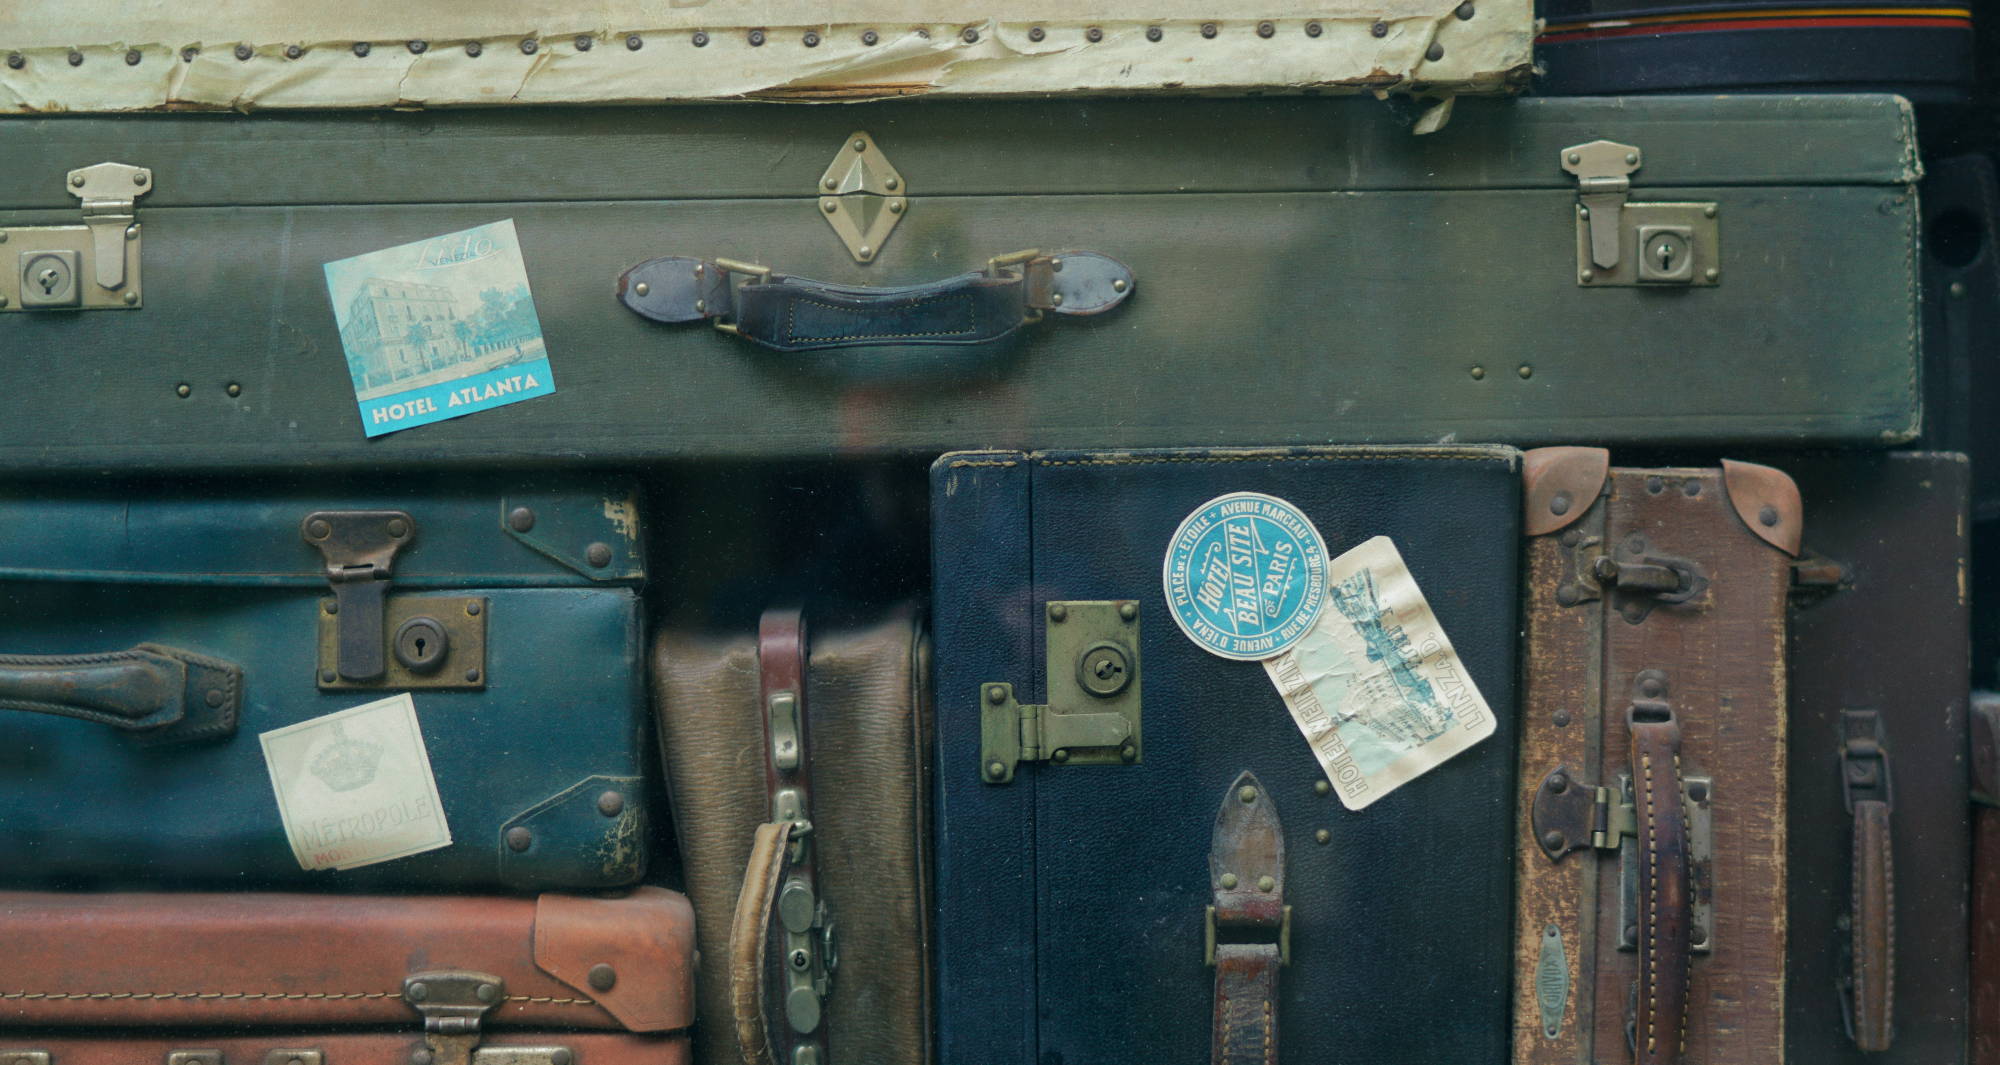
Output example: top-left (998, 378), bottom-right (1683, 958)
top-left (784, 293), bottom-right (980, 343)
top-left (943, 460), bottom-right (1018, 468)
top-left (0, 991), bottom-right (594, 1005)
top-left (1219, 986), bottom-right (1231, 1060)
top-left (1261, 996), bottom-right (1273, 1065)
top-left (1882, 815), bottom-right (1895, 1038)
top-left (1642, 750), bottom-right (1658, 1055)
top-left (1036, 452), bottom-right (1507, 467)
top-left (1672, 752), bottom-right (1689, 1057)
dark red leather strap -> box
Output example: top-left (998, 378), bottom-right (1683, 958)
top-left (1628, 699), bottom-right (1690, 1065)
top-left (753, 609), bottom-right (827, 1065)
top-left (1208, 771), bottom-right (1285, 1065)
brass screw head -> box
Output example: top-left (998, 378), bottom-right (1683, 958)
top-left (226, 382), bottom-right (242, 397)
top-left (1220, 873), bottom-right (1238, 889)
top-left (1469, 365), bottom-right (1485, 380)
top-left (1542, 830), bottom-right (1565, 851)
top-left (176, 383), bottom-right (193, 398)
top-left (1047, 602), bottom-right (1068, 622)
top-left (1517, 364), bottom-right (1532, 379)
top-left (1315, 829), bottom-right (1331, 844)
top-left (1112, 278), bottom-right (1127, 293)
top-left (987, 685), bottom-right (1007, 704)
top-left (1257, 875), bottom-right (1275, 892)
top-left (1238, 785), bottom-right (1256, 804)
top-left (1119, 601), bottom-right (1137, 621)
top-left (1313, 779), bottom-right (1331, 796)
top-left (634, 282), bottom-right (650, 296)
top-left (988, 760), bottom-right (1006, 778)
top-left (1051, 749), bottom-right (1069, 763)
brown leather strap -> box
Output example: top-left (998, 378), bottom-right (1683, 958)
top-left (1208, 771), bottom-right (1285, 1065)
top-left (1628, 699), bottom-right (1690, 1065)
top-left (1848, 801), bottom-right (1895, 1051)
top-left (1969, 698), bottom-right (2000, 1065)
top-left (729, 820), bottom-right (790, 1065)
top-left (750, 608), bottom-right (829, 1064)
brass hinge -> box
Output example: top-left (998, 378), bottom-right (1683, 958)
top-left (303, 510), bottom-right (486, 690)
top-left (404, 971), bottom-right (504, 1065)
top-left (1562, 140), bottom-right (1720, 287)
top-left (980, 600), bottom-right (1143, 784)
top-left (1, 161), bottom-right (151, 311)
top-left (1533, 764), bottom-right (1716, 955)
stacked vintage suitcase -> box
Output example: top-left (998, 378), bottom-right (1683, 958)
top-left (0, 3), bottom-right (1993, 1064)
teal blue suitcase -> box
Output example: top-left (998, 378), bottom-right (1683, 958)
top-left (0, 480), bottom-right (648, 891)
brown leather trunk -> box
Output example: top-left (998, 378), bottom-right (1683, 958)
top-left (0, 888), bottom-right (693, 1061)
top-left (1974, 695), bottom-right (2000, 1065)
top-left (12, 1032), bottom-right (689, 1065)
top-left (1784, 452), bottom-right (1971, 1063)
top-left (652, 609), bottom-right (930, 1065)
top-left (1513, 449), bottom-right (1794, 1065)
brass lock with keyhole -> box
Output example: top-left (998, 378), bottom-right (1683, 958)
top-left (1637, 225), bottom-right (1696, 283)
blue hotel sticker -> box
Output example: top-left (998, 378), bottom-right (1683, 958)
top-left (323, 220), bottom-right (553, 437)
top-left (1163, 492), bottom-right (1329, 661)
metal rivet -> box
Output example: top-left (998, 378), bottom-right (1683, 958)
top-left (627, 34), bottom-right (643, 50)
top-left (507, 506), bottom-right (535, 532)
top-left (1257, 875), bottom-right (1275, 892)
top-left (1048, 602), bottom-right (1068, 622)
top-left (823, 198), bottom-right (838, 212)
top-left (1425, 42), bottom-right (1444, 60)
top-left (0, 296), bottom-right (7, 307)
top-left (176, 383), bottom-right (193, 398)
top-left (386, 518), bottom-right (408, 538)
top-left (1759, 504), bottom-right (1779, 527)
top-left (1549, 772), bottom-right (1569, 792)
top-left (694, 299), bottom-right (706, 312)
top-left (1220, 873), bottom-right (1238, 889)
top-left (205, 688), bottom-right (225, 708)
top-left (597, 790), bottom-right (625, 817)
top-left (1550, 491), bottom-right (1571, 516)
top-left (124, 291), bottom-right (140, 305)
top-left (803, 31), bottom-right (820, 47)
top-left (322, 597), bottom-right (338, 613)
top-left (691, 31), bottom-right (709, 47)
top-left (126, 49), bottom-right (142, 65)
top-left (1578, 206), bottom-right (1590, 219)
top-left (1119, 601), bottom-right (1137, 621)
top-left (70, 173), bottom-right (86, 187)
top-left (885, 176), bottom-right (899, 190)
top-left (1704, 267), bottom-right (1720, 281)
top-left (476, 983), bottom-right (500, 1003)
top-left (126, 223), bottom-right (140, 239)
top-left (506, 826), bottom-right (533, 851)
top-left (1086, 26), bottom-right (1103, 42)
top-left (320, 669), bottom-right (337, 683)
top-left (1703, 204), bottom-right (1718, 218)
top-left (1567, 152), bottom-right (1582, 165)
top-left (1027, 26), bottom-right (1046, 42)
top-left (1257, 21), bottom-right (1276, 37)
top-left (1050, 293), bottom-right (1063, 306)
top-left (1201, 22), bottom-right (1218, 38)
top-left (1469, 365), bottom-right (1485, 380)
top-left (226, 382), bottom-right (242, 397)
top-left (633, 282), bottom-right (650, 296)
top-left (1120, 744), bottom-right (1136, 762)
top-left (1239, 785), bottom-right (1257, 804)
top-left (1314, 779), bottom-right (1330, 796)
top-left (586, 541), bottom-right (613, 567)
top-left (988, 760), bottom-right (1006, 777)
top-left (408, 982), bottom-right (430, 1001)
top-left (1112, 278), bottom-right (1127, 292)
top-left (350, 42), bottom-right (370, 57)
top-left (134, 171), bottom-right (148, 186)
top-left (1683, 480), bottom-right (1701, 497)
top-left (182, 46), bottom-right (200, 61)
top-left (407, 40), bottom-right (426, 54)
top-left (1688, 780), bottom-right (1709, 802)
top-left (1371, 20), bottom-right (1389, 36)
top-left (588, 963), bottom-right (617, 991)
top-left (410, 1050), bottom-right (434, 1065)
top-left (465, 668), bottom-right (480, 683)
top-left (889, 199), bottom-right (904, 213)
top-left (1051, 257), bottom-right (1063, 270)
top-left (693, 264), bottom-right (704, 278)
top-left (1640, 676), bottom-right (1665, 697)
top-left (285, 44), bottom-right (303, 59)
top-left (68, 50), bottom-right (84, 66)
top-left (235, 44), bottom-right (253, 61)
top-left (1314, 828), bottom-right (1332, 845)
top-left (575, 34), bottom-right (594, 51)
top-left (748, 29), bottom-right (766, 46)
top-left (1051, 749), bottom-right (1069, 763)
top-left (1146, 26), bottom-right (1163, 41)
top-left (1542, 831), bottom-right (1565, 851)
top-left (1579, 269), bottom-right (1595, 283)
top-left (464, 41), bottom-right (482, 57)
top-left (1518, 364), bottom-right (1532, 379)
top-left (549, 1052), bottom-right (570, 1065)
top-left (857, 246), bottom-right (872, 258)
top-left (1952, 280), bottom-right (1968, 298)
top-left (5, 53), bottom-right (22, 69)
top-left (853, 138), bottom-right (866, 151)
top-left (1625, 152), bottom-right (1639, 165)
top-left (1457, 1), bottom-right (1476, 17)
top-left (1553, 709), bottom-right (1571, 727)
top-left (465, 601), bottom-right (482, 616)
top-left (987, 685), bottom-right (1007, 704)
top-left (862, 29), bottom-right (881, 45)
top-left (520, 38), bottom-right (539, 54)
top-left (1555, 584), bottom-right (1579, 606)
top-left (962, 27), bottom-right (979, 43)
top-left (1305, 21), bottom-right (1322, 36)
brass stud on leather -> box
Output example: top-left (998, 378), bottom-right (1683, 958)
top-left (1257, 875), bottom-right (1275, 892)
top-left (585, 541), bottom-right (613, 567)
top-left (506, 826), bottom-right (534, 851)
top-left (1220, 873), bottom-right (1238, 889)
top-left (1313, 779), bottom-right (1331, 796)
top-left (1238, 785), bottom-right (1256, 804)
top-left (596, 790), bottom-right (625, 817)
top-left (1048, 602), bottom-right (1068, 622)
top-left (588, 963), bottom-right (618, 991)
top-left (634, 282), bottom-right (650, 296)
top-left (1315, 829), bottom-right (1331, 844)
top-left (507, 506), bottom-right (536, 532)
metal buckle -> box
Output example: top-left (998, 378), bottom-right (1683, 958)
top-left (1840, 709), bottom-right (1892, 813)
top-left (1204, 904), bottom-right (1292, 967)
top-left (707, 258), bottom-right (771, 338)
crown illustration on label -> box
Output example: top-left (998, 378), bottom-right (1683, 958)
top-left (310, 721), bottom-right (385, 793)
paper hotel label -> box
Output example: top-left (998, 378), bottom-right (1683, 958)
top-left (1262, 536), bottom-right (1496, 811)
top-left (261, 693), bottom-right (452, 871)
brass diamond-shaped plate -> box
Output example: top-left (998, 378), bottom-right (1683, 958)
top-left (817, 131), bottom-right (906, 262)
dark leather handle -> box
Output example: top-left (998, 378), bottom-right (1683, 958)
top-left (1209, 771), bottom-right (1285, 1065)
top-left (730, 820), bottom-right (790, 1065)
top-left (1628, 699), bottom-right (1691, 1065)
top-left (1849, 800), bottom-right (1895, 1051)
top-left (0, 643), bottom-right (241, 744)
top-left (617, 250), bottom-right (1134, 354)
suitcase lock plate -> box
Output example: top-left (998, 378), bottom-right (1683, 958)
top-left (1563, 141), bottom-right (1719, 287)
top-left (304, 510), bottom-right (487, 691)
top-left (1, 162), bottom-right (150, 311)
top-left (981, 600), bottom-right (1142, 784)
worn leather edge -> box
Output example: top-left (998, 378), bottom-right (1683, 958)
top-left (730, 821), bottom-right (790, 1065)
top-left (1521, 446), bottom-right (1609, 536)
top-left (532, 887), bottom-right (697, 1033)
top-left (1720, 458), bottom-right (1803, 556)
top-left (1850, 800), bottom-right (1895, 1052)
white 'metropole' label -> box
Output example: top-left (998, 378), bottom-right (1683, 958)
top-left (1262, 536), bottom-right (1496, 811)
top-left (260, 693), bottom-right (452, 871)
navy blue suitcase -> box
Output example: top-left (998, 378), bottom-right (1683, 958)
top-left (930, 446), bottom-right (1522, 1065)
top-left (0, 479), bottom-right (648, 891)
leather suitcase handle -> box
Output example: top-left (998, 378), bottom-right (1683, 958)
top-left (616, 250), bottom-right (1134, 355)
top-left (0, 643), bottom-right (241, 743)
top-left (1841, 709), bottom-right (1895, 1051)
top-left (1628, 699), bottom-right (1691, 1065)
top-left (730, 820), bottom-right (791, 1065)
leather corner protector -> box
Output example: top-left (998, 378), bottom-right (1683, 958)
top-left (1720, 459), bottom-right (1803, 556)
top-left (1522, 447), bottom-right (1609, 536)
top-left (499, 775), bottom-right (648, 890)
top-left (534, 887), bottom-right (698, 1033)
top-left (499, 494), bottom-right (645, 581)
top-left (1971, 695), bottom-right (2000, 805)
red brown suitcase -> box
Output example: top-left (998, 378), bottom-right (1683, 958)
top-left (0, 887), bottom-right (695, 1065)
top-left (1513, 448), bottom-right (1797, 1065)
top-left (1974, 694), bottom-right (2000, 1065)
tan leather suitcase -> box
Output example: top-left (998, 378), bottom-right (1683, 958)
top-left (0, 888), bottom-right (694, 1065)
top-left (1512, 447), bottom-right (1797, 1065)
top-left (652, 607), bottom-right (930, 1065)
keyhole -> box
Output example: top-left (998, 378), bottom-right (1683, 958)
top-left (1654, 240), bottom-right (1675, 271)
top-left (36, 267), bottom-right (59, 294)
top-left (1093, 658), bottom-right (1121, 681)
top-left (413, 636), bottom-right (427, 656)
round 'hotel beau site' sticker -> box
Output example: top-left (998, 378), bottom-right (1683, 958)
top-left (1163, 491), bottom-right (1329, 661)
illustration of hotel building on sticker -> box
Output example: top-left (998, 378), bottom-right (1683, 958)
top-left (339, 279), bottom-right (544, 401)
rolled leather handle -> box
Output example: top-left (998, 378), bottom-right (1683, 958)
top-left (1628, 698), bottom-right (1691, 1065)
top-left (617, 250), bottom-right (1134, 354)
top-left (1848, 800), bottom-right (1895, 1051)
top-left (0, 643), bottom-right (241, 744)
top-left (730, 820), bottom-right (791, 1065)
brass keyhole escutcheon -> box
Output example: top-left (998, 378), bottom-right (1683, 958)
top-left (37, 267), bottom-right (59, 294)
top-left (1654, 240), bottom-right (1676, 271)
top-left (1076, 641), bottom-right (1133, 697)
top-left (393, 616), bottom-right (450, 673)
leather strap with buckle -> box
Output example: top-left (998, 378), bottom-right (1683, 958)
top-left (1206, 771), bottom-right (1288, 1065)
top-left (1628, 697), bottom-right (1691, 1065)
